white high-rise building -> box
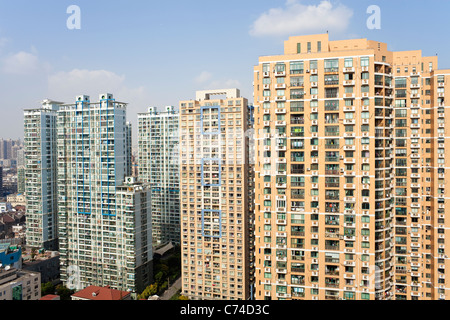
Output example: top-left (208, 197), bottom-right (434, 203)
top-left (24, 99), bottom-right (63, 250)
top-left (115, 176), bottom-right (153, 293)
top-left (57, 94), bottom-right (151, 292)
top-left (138, 106), bottom-right (180, 245)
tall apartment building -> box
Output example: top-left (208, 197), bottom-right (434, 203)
top-left (0, 166), bottom-right (2, 198)
top-left (23, 99), bottom-right (62, 251)
top-left (56, 94), bottom-right (152, 293)
top-left (179, 89), bottom-right (253, 300)
top-left (0, 139), bottom-right (12, 160)
top-left (253, 34), bottom-right (450, 300)
top-left (115, 176), bottom-right (153, 293)
top-left (125, 121), bottom-right (133, 177)
top-left (17, 166), bottom-right (25, 194)
top-left (138, 106), bottom-right (180, 245)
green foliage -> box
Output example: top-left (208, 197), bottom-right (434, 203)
top-left (137, 283), bottom-right (157, 300)
top-left (55, 284), bottom-right (75, 300)
top-left (41, 281), bottom-right (55, 296)
top-left (170, 290), bottom-right (189, 300)
top-left (137, 245), bottom-right (182, 299)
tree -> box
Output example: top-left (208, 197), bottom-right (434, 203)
top-left (55, 285), bottom-right (75, 300)
top-left (155, 271), bottom-right (165, 289)
top-left (30, 248), bottom-right (37, 261)
top-left (137, 283), bottom-right (157, 300)
top-left (41, 282), bottom-right (55, 296)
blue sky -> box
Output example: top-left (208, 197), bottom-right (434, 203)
top-left (0, 0), bottom-right (449, 141)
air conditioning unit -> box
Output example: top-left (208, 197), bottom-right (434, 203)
top-left (306, 70), bottom-right (310, 73)
top-left (126, 176), bottom-right (136, 184)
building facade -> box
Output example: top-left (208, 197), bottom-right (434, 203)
top-left (179, 89), bottom-right (252, 300)
top-left (138, 106), bottom-right (180, 245)
top-left (0, 268), bottom-right (41, 300)
top-left (23, 100), bottom-right (62, 251)
top-left (57, 94), bottom-right (148, 292)
top-left (115, 176), bottom-right (153, 293)
top-left (253, 34), bottom-right (450, 300)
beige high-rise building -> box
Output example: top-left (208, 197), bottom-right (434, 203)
top-left (179, 89), bottom-right (254, 300)
top-left (253, 33), bottom-right (450, 300)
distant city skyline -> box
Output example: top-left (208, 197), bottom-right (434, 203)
top-left (1, 0), bottom-right (449, 141)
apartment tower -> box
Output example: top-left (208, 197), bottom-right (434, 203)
top-left (179, 89), bottom-right (253, 300)
top-left (138, 106), bottom-right (180, 245)
top-left (253, 34), bottom-right (450, 300)
top-left (57, 94), bottom-right (151, 292)
top-left (23, 99), bottom-right (63, 251)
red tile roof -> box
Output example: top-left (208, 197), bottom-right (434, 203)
top-left (40, 294), bottom-right (60, 300)
top-left (72, 286), bottom-right (130, 300)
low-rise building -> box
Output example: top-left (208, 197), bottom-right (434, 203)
top-left (0, 243), bottom-right (22, 270)
top-left (40, 294), bottom-right (60, 300)
top-left (6, 193), bottom-right (26, 207)
top-left (71, 285), bottom-right (131, 300)
top-left (22, 250), bottom-right (60, 284)
top-left (0, 267), bottom-right (41, 300)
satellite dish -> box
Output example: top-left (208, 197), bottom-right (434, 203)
top-left (5, 266), bottom-right (10, 270)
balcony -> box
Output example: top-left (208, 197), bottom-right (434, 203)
top-left (343, 80), bottom-right (355, 86)
top-left (290, 82), bottom-right (304, 87)
top-left (343, 67), bottom-right (355, 73)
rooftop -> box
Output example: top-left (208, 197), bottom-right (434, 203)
top-left (71, 286), bottom-right (130, 301)
top-left (40, 294), bottom-right (60, 301)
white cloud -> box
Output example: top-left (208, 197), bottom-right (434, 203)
top-left (3, 51), bottom-right (40, 75)
top-left (48, 69), bottom-right (127, 99)
top-left (0, 37), bottom-right (8, 52)
top-left (47, 68), bottom-right (149, 108)
top-left (193, 71), bottom-right (241, 90)
top-left (47, 68), bottom-right (151, 146)
top-left (195, 71), bottom-right (213, 83)
top-left (249, 0), bottom-right (353, 37)
top-left (47, 68), bottom-right (148, 103)
top-left (210, 79), bottom-right (241, 88)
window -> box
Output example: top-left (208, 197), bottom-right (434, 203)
top-left (361, 112), bottom-right (370, 119)
top-left (297, 43), bottom-right (301, 54)
top-left (344, 58), bottom-right (353, 68)
top-left (307, 42), bottom-right (311, 53)
top-left (395, 78), bottom-right (407, 88)
top-left (361, 57), bottom-right (369, 67)
top-left (275, 63), bottom-right (286, 72)
top-left (317, 41), bottom-right (322, 52)
top-left (324, 59), bottom-right (339, 72)
top-left (290, 61), bottom-right (304, 74)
